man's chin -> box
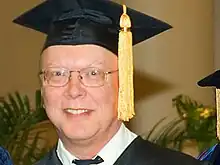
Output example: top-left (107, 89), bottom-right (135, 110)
top-left (60, 128), bottom-right (98, 142)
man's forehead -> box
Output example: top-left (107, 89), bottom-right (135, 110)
top-left (42, 44), bottom-right (117, 54)
top-left (40, 45), bottom-right (118, 68)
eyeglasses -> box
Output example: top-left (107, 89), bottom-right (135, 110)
top-left (39, 67), bottom-right (118, 87)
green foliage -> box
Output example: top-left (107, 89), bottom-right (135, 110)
top-left (146, 94), bottom-right (218, 153)
top-left (0, 90), bottom-right (55, 165)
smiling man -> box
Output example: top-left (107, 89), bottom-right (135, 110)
top-left (13, 0), bottom-right (202, 164)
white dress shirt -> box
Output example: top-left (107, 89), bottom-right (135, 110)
top-left (56, 123), bottom-right (137, 165)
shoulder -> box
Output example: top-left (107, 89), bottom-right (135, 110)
top-left (0, 147), bottom-right (9, 156)
top-left (34, 147), bottom-right (62, 165)
top-left (34, 155), bottom-right (48, 165)
top-left (0, 147), bottom-right (13, 165)
top-left (34, 149), bottom-right (54, 165)
top-left (130, 136), bottom-right (201, 165)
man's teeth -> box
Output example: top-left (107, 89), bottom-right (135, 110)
top-left (66, 109), bottom-right (88, 115)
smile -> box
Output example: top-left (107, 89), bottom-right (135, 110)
top-left (64, 109), bottom-right (89, 115)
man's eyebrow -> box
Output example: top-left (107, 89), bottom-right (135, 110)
top-left (86, 61), bottom-right (105, 67)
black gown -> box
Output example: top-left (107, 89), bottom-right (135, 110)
top-left (34, 136), bottom-right (201, 165)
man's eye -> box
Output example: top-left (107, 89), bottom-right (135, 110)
top-left (49, 71), bottom-right (65, 77)
top-left (88, 70), bottom-right (100, 76)
top-left (53, 71), bottom-right (62, 76)
top-left (91, 70), bottom-right (97, 75)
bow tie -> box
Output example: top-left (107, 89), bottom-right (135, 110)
top-left (72, 156), bottom-right (104, 165)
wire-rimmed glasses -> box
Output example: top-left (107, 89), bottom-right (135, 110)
top-left (39, 67), bottom-right (118, 87)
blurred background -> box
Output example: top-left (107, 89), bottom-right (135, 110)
top-left (0, 0), bottom-right (218, 163)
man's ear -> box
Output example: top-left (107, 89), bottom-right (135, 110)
top-left (40, 87), bottom-right (44, 98)
top-left (40, 88), bottom-right (45, 109)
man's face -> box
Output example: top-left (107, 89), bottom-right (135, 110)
top-left (41, 45), bottom-right (121, 142)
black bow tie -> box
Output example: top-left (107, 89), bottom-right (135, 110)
top-left (72, 156), bottom-right (104, 165)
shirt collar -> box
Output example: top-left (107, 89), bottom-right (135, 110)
top-left (56, 123), bottom-right (137, 165)
top-left (57, 138), bottom-right (77, 165)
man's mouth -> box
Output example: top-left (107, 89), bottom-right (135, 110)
top-left (64, 109), bottom-right (90, 115)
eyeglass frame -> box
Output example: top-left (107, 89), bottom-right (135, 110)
top-left (39, 67), bottom-right (118, 87)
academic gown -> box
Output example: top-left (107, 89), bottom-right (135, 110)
top-left (0, 147), bottom-right (13, 165)
top-left (198, 143), bottom-right (220, 165)
top-left (34, 136), bottom-right (202, 165)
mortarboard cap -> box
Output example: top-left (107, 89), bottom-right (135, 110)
top-left (198, 70), bottom-right (220, 140)
top-left (13, 0), bottom-right (171, 54)
top-left (13, 0), bottom-right (172, 121)
top-left (198, 70), bottom-right (220, 89)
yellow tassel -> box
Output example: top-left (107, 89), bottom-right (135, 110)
top-left (216, 89), bottom-right (220, 140)
top-left (118, 5), bottom-right (135, 121)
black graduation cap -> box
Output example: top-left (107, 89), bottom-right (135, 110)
top-left (197, 70), bottom-right (220, 140)
top-left (13, 0), bottom-right (172, 54)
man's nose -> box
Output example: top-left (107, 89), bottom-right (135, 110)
top-left (64, 72), bottom-right (86, 99)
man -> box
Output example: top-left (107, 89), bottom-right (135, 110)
top-left (13, 0), bottom-right (202, 164)
top-left (197, 70), bottom-right (220, 165)
top-left (0, 147), bottom-right (13, 165)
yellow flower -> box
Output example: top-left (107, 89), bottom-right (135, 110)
top-left (199, 108), bottom-right (215, 119)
